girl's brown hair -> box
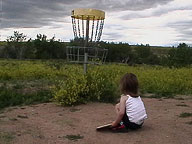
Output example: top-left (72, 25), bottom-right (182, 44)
top-left (120, 73), bottom-right (139, 97)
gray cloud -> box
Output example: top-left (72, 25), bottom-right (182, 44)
top-left (152, 6), bottom-right (192, 17)
top-left (121, 4), bottom-right (192, 20)
top-left (167, 20), bottom-right (192, 42)
top-left (105, 24), bottom-right (128, 31)
top-left (1, 0), bottom-right (80, 29)
top-left (1, 0), bottom-right (174, 29)
top-left (167, 20), bottom-right (192, 30)
top-left (103, 32), bottom-right (123, 41)
top-left (98, 0), bottom-right (174, 11)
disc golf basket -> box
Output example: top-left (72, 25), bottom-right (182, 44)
top-left (67, 8), bottom-right (108, 68)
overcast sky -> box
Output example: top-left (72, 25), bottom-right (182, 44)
top-left (1, 0), bottom-right (192, 46)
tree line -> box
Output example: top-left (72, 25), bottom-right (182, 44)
top-left (0, 31), bottom-right (192, 67)
top-left (0, 31), bottom-right (66, 59)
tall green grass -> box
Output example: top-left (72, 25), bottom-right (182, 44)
top-left (0, 59), bottom-right (192, 107)
top-left (0, 86), bottom-right (52, 109)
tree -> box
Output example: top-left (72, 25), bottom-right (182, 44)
top-left (4, 31), bottom-right (27, 59)
top-left (33, 34), bottom-right (66, 59)
top-left (131, 44), bottom-right (160, 65)
top-left (7, 31), bottom-right (27, 42)
top-left (167, 43), bottom-right (192, 67)
top-left (99, 41), bottom-right (132, 62)
top-left (23, 38), bottom-right (36, 59)
top-left (69, 37), bottom-right (85, 47)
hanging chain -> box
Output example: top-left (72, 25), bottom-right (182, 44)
top-left (82, 16), bottom-right (84, 39)
top-left (77, 17), bottom-right (81, 38)
top-left (97, 19), bottom-right (104, 42)
top-left (90, 16), bottom-right (95, 42)
top-left (71, 17), bottom-right (75, 37)
top-left (72, 17), bottom-right (77, 38)
top-left (72, 16), bottom-right (104, 43)
top-left (94, 20), bottom-right (99, 42)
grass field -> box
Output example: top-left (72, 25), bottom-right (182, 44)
top-left (0, 59), bottom-right (192, 108)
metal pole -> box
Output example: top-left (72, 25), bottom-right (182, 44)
top-left (66, 46), bottom-right (69, 61)
top-left (77, 47), bottom-right (79, 62)
top-left (84, 17), bottom-right (89, 47)
top-left (84, 53), bottom-right (88, 74)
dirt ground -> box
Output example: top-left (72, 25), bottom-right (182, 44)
top-left (0, 98), bottom-right (192, 144)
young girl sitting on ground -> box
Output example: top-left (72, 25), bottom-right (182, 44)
top-left (111, 73), bottom-right (147, 131)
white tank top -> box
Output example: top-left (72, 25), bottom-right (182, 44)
top-left (125, 95), bottom-right (147, 125)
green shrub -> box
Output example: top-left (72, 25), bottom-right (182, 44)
top-left (52, 64), bottom-right (192, 106)
top-left (86, 66), bottom-right (119, 102)
top-left (52, 65), bottom-right (120, 105)
top-left (0, 86), bottom-right (52, 109)
top-left (166, 43), bottom-right (192, 67)
top-left (1, 60), bottom-right (192, 107)
top-left (53, 66), bottom-right (89, 105)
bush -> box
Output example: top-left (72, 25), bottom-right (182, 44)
top-left (52, 64), bottom-right (192, 106)
top-left (53, 66), bottom-right (89, 105)
top-left (86, 66), bottom-right (119, 102)
top-left (52, 65), bottom-right (120, 106)
top-left (1, 59), bottom-right (192, 107)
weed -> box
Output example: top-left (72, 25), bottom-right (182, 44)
top-left (70, 108), bottom-right (81, 112)
top-left (0, 132), bottom-right (15, 143)
top-left (175, 98), bottom-right (185, 100)
top-left (17, 115), bottom-right (28, 119)
top-left (0, 119), bottom-right (4, 123)
top-left (179, 112), bottom-right (192, 118)
top-left (186, 121), bottom-right (192, 125)
top-left (64, 134), bottom-right (84, 141)
top-left (176, 104), bottom-right (189, 107)
top-left (9, 118), bottom-right (18, 121)
top-left (0, 115), bottom-right (6, 118)
top-left (13, 84), bottom-right (23, 89)
top-left (54, 118), bottom-right (77, 127)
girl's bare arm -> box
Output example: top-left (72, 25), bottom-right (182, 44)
top-left (111, 96), bottom-right (127, 127)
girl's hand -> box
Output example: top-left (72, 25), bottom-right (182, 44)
top-left (111, 121), bottom-right (117, 127)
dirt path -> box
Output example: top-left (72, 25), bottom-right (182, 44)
top-left (0, 98), bottom-right (192, 144)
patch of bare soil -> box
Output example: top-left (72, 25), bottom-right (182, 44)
top-left (0, 98), bottom-right (192, 144)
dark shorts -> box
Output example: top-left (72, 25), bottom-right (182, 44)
top-left (122, 113), bottom-right (143, 130)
